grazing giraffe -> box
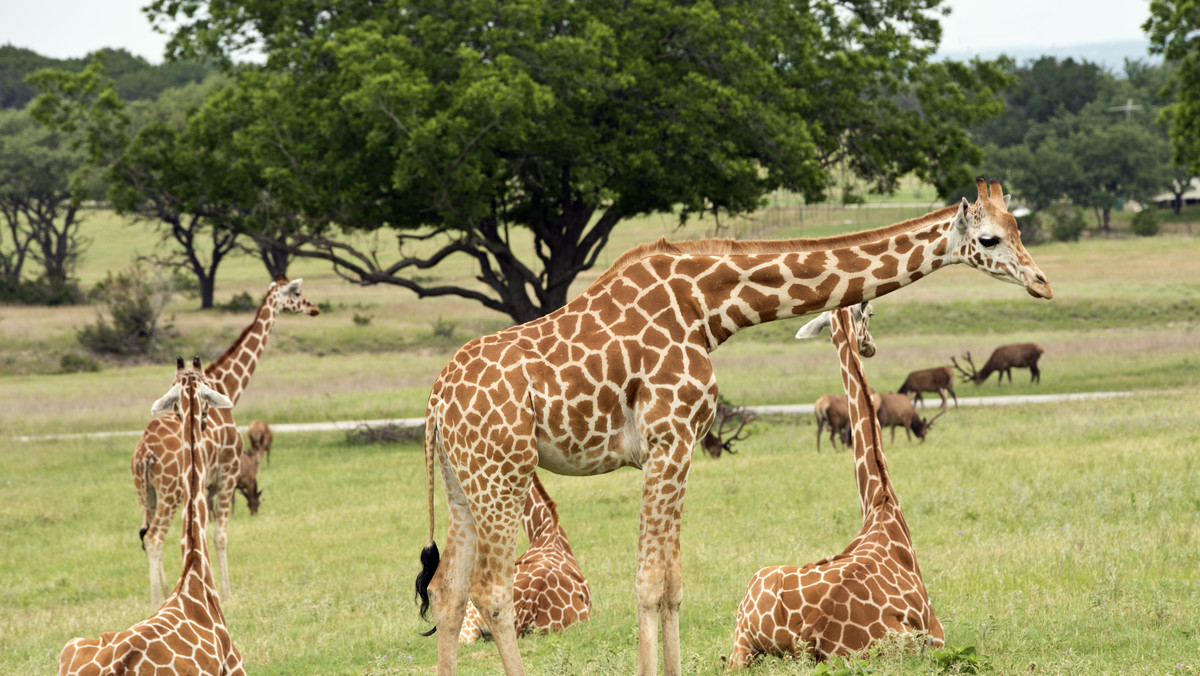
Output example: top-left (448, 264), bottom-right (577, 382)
top-left (728, 305), bottom-right (943, 666)
top-left (60, 357), bottom-right (246, 676)
top-left (459, 472), bottom-right (591, 643)
top-left (414, 179), bottom-right (1050, 676)
top-left (133, 276), bottom-right (319, 607)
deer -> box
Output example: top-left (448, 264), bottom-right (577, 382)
top-left (700, 402), bottom-right (757, 458)
top-left (952, 343), bottom-right (1044, 386)
top-left (897, 366), bottom-right (957, 409)
top-left (874, 392), bottom-right (947, 443)
top-left (813, 394), bottom-right (851, 452)
top-left (247, 420), bottom-right (273, 466)
top-left (206, 451), bottom-right (262, 516)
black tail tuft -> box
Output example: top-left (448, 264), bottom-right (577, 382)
top-left (139, 525), bottom-right (148, 551)
top-left (415, 541), bottom-right (440, 636)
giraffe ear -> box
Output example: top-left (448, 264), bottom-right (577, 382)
top-left (795, 311), bottom-right (832, 339)
top-left (282, 279), bottom-right (303, 295)
top-left (1003, 193), bottom-right (1011, 210)
top-left (955, 197), bottom-right (970, 233)
top-left (151, 384), bottom-right (182, 417)
top-left (199, 383), bottom-right (234, 409)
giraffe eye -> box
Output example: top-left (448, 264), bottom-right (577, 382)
top-left (979, 235), bottom-right (1000, 248)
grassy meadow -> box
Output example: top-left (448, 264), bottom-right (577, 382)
top-left (2, 200), bottom-right (1200, 674)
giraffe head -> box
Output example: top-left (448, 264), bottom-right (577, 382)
top-left (272, 275), bottom-right (321, 316)
top-left (795, 301), bottom-right (876, 357)
top-left (151, 356), bottom-right (234, 428)
top-left (952, 178), bottom-right (1053, 299)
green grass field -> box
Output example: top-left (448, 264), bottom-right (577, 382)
top-left (2, 202), bottom-right (1199, 674)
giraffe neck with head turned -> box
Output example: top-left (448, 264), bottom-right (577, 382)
top-left (61, 357), bottom-right (245, 676)
top-left (133, 276), bottom-right (320, 608)
top-left (414, 178), bottom-right (1047, 676)
top-left (458, 472), bottom-right (591, 644)
top-left (728, 305), bottom-right (943, 667)
top-left (205, 275), bottom-right (321, 405)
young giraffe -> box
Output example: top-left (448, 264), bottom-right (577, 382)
top-left (458, 472), bottom-right (591, 643)
top-left (414, 179), bottom-right (1050, 676)
top-left (133, 276), bottom-right (319, 607)
top-left (61, 357), bottom-right (246, 676)
top-left (727, 304), bottom-right (943, 667)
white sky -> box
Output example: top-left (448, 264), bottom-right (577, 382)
top-left (0, 0), bottom-right (1155, 64)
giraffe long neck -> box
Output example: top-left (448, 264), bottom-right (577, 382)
top-left (683, 212), bottom-right (957, 349)
top-left (524, 476), bottom-right (574, 555)
top-left (830, 308), bottom-right (899, 518)
top-left (179, 385), bottom-right (218, 597)
top-left (205, 290), bottom-right (279, 405)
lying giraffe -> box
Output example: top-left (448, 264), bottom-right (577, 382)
top-left (459, 472), bottom-right (591, 643)
top-left (414, 179), bottom-right (1049, 676)
top-left (728, 304), bottom-right (944, 667)
top-left (133, 276), bottom-right (319, 607)
top-left (61, 357), bottom-right (246, 676)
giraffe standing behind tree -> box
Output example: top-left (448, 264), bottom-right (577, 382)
top-left (133, 276), bottom-right (319, 607)
top-left (459, 472), bottom-right (591, 643)
top-left (413, 179), bottom-right (1050, 676)
top-left (728, 304), bottom-right (944, 666)
top-left (61, 357), bottom-right (245, 676)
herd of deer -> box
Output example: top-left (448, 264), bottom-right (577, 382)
top-left (814, 341), bottom-right (1045, 451)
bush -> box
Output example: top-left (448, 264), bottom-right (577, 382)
top-left (1047, 204), bottom-right (1088, 242)
top-left (59, 352), bottom-right (102, 373)
top-left (0, 275), bottom-right (84, 305)
top-left (219, 291), bottom-right (256, 313)
top-left (77, 264), bottom-right (174, 357)
top-left (352, 312), bottom-right (372, 326)
top-left (1131, 207), bottom-right (1161, 237)
top-left (1017, 212), bottom-right (1045, 247)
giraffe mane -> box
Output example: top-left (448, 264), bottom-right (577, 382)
top-left (204, 277), bottom-right (288, 381)
top-left (593, 205), bottom-right (959, 287)
top-left (528, 472), bottom-right (559, 524)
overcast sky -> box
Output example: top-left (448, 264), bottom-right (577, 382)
top-left (0, 0), bottom-right (1155, 64)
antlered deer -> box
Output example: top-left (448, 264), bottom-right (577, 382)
top-left (952, 343), bottom-right (1044, 386)
top-left (207, 451), bottom-right (262, 516)
top-left (247, 419), bottom-right (273, 466)
top-left (813, 394), bottom-right (852, 452)
top-left (700, 403), bottom-right (757, 458)
top-left (897, 366), bottom-right (957, 409)
top-left (875, 392), bottom-right (946, 443)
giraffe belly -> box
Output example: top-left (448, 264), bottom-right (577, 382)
top-left (536, 435), bottom-right (634, 476)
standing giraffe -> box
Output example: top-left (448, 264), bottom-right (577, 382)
top-left (61, 357), bottom-right (246, 675)
top-left (459, 472), bottom-right (591, 643)
top-left (413, 179), bottom-right (1050, 676)
top-left (133, 276), bottom-right (319, 606)
top-left (727, 305), bottom-right (943, 667)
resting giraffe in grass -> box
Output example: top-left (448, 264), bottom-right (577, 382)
top-left (414, 178), bottom-right (1050, 676)
top-left (133, 276), bottom-right (319, 607)
top-left (459, 472), bottom-right (591, 643)
top-left (728, 304), bottom-right (943, 667)
top-left (61, 357), bottom-right (245, 676)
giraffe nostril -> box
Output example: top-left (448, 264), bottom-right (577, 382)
top-left (1035, 274), bottom-right (1046, 284)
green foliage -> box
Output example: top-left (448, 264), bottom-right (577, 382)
top-left (58, 351), bottom-right (102, 374)
top-left (76, 264), bottom-right (174, 356)
top-left (0, 44), bottom-right (211, 110)
top-left (352, 312), bottom-right (372, 327)
top-left (1131, 207), bottom-right (1162, 237)
top-left (1146, 1), bottom-right (1200, 174)
top-left (812, 656), bottom-right (875, 675)
top-left (928, 644), bottom-right (991, 674)
top-left (429, 316), bottom-right (457, 342)
top-left (218, 290), bottom-right (256, 312)
top-left (1046, 203), bottom-right (1089, 242)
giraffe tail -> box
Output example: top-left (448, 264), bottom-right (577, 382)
top-left (414, 406), bottom-right (441, 636)
top-left (138, 451), bottom-right (157, 551)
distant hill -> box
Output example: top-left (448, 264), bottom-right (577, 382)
top-left (938, 39), bottom-right (1161, 74)
top-left (0, 44), bottom-right (212, 109)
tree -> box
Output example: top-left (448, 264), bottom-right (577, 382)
top-left (1146, 0), bottom-right (1200, 174)
top-left (139, 0), bottom-right (1010, 324)
top-left (30, 61), bottom-right (246, 309)
top-left (0, 108), bottom-right (91, 303)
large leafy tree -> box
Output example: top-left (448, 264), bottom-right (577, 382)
top-left (1146, 0), bottom-right (1200, 174)
top-left (133, 0), bottom-right (1009, 324)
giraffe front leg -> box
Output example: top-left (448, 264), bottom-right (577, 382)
top-left (211, 472), bottom-right (237, 599)
top-left (635, 446), bottom-right (692, 676)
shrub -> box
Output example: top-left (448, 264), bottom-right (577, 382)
top-left (1131, 207), bottom-right (1161, 237)
top-left (352, 312), bottom-right (372, 326)
top-left (59, 352), bottom-right (101, 373)
top-left (1017, 212), bottom-right (1045, 247)
top-left (219, 291), bottom-right (256, 313)
top-left (77, 264), bottom-right (174, 357)
top-left (431, 316), bottom-right (457, 341)
top-left (1047, 204), bottom-right (1087, 242)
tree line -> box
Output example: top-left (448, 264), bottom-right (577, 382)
top-left (3, 0), bottom-right (1200, 327)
